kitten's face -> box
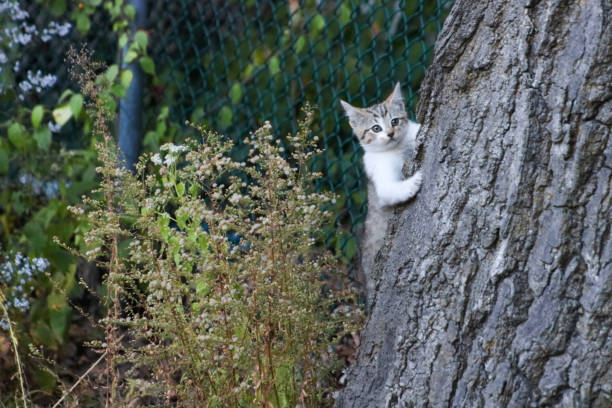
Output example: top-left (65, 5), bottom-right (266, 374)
top-left (340, 82), bottom-right (410, 152)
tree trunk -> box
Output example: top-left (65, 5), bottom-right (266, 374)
top-left (336, 0), bottom-right (611, 407)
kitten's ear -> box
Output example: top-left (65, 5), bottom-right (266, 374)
top-left (385, 82), bottom-right (404, 107)
top-left (340, 99), bottom-right (366, 123)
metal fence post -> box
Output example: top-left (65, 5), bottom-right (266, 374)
top-left (118, 0), bottom-right (147, 170)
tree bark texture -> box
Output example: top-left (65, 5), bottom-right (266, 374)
top-left (336, 1), bottom-right (611, 407)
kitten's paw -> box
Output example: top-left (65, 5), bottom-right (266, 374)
top-left (410, 171), bottom-right (423, 191)
top-left (397, 170), bottom-right (422, 203)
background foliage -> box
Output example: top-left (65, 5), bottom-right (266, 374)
top-left (145, 0), bottom-right (453, 261)
top-left (0, 0), bottom-right (453, 405)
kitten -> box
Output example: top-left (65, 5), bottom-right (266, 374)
top-left (340, 82), bottom-right (422, 207)
top-left (340, 83), bottom-right (422, 305)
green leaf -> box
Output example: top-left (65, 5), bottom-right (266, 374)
top-left (310, 14), bottom-right (325, 37)
top-left (47, 291), bottom-right (67, 312)
top-left (196, 281), bottom-right (211, 296)
top-left (69, 94), bottom-right (84, 117)
top-left (124, 4), bottom-right (135, 20)
top-left (156, 120), bottom-right (167, 135)
top-left (218, 106), bottom-right (233, 127)
top-left (281, 29), bottom-right (291, 45)
top-left (143, 130), bottom-right (159, 151)
top-left (295, 35), bottom-right (306, 54)
top-left (118, 33), bottom-right (128, 48)
top-left (175, 182), bottom-right (185, 197)
top-left (34, 368), bottom-right (57, 392)
top-left (252, 48), bottom-right (266, 66)
top-left (101, 94), bottom-right (117, 114)
top-left (52, 105), bottom-right (73, 126)
top-left (134, 30), bottom-right (148, 51)
top-left (269, 56), bottom-right (280, 75)
top-left (50, 307), bottom-right (70, 339)
top-left (31, 321), bottom-right (56, 348)
top-left (76, 13), bottom-right (90, 33)
top-left (197, 235), bottom-right (208, 252)
top-left (242, 63), bottom-right (255, 80)
top-left (105, 64), bottom-right (119, 82)
top-left (176, 212), bottom-right (188, 230)
top-left (0, 148), bottom-right (8, 174)
top-left (344, 236), bottom-right (357, 260)
top-left (31, 105), bottom-right (44, 128)
top-left (35, 205), bottom-right (58, 229)
top-left (139, 56), bottom-right (155, 75)
top-left (48, 292), bottom-right (69, 339)
top-left (159, 106), bottom-right (169, 119)
top-left (351, 191), bottom-right (366, 207)
top-left (49, 0), bottom-right (66, 16)
top-left (58, 89), bottom-right (73, 103)
top-left (158, 213), bottom-right (171, 241)
top-left (8, 122), bottom-right (26, 149)
top-left (121, 69), bottom-right (133, 88)
top-left (339, 4), bottom-right (351, 25)
top-left (110, 83), bottom-right (126, 98)
top-left (125, 49), bottom-right (138, 63)
top-left (229, 83), bottom-right (243, 104)
top-left (33, 128), bottom-right (52, 151)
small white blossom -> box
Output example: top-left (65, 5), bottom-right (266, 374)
top-left (151, 153), bottom-right (163, 165)
top-left (163, 154), bottom-right (176, 166)
top-left (0, 251), bottom-right (50, 319)
top-left (48, 121), bottom-right (62, 133)
top-left (1, 2), bottom-right (70, 97)
top-left (168, 144), bottom-right (187, 153)
top-left (18, 80), bottom-right (32, 92)
top-left (0, 1), bottom-right (29, 20)
top-left (15, 32), bottom-right (31, 45)
top-left (0, 319), bottom-right (9, 330)
top-left (40, 21), bottom-right (71, 42)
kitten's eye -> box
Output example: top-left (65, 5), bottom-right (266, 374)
top-left (371, 125), bottom-right (382, 133)
top-left (391, 118), bottom-right (399, 126)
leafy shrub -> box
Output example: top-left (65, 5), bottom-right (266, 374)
top-left (68, 106), bottom-right (360, 407)
top-left (0, 1), bottom-right (157, 402)
top-left (0, 3), bottom-right (98, 399)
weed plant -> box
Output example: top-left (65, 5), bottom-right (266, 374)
top-left (68, 105), bottom-right (360, 406)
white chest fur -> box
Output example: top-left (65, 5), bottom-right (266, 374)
top-left (362, 123), bottom-right (422, 207)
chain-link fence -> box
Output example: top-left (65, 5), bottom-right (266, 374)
top-left (146, 0), bottom-right (452, 262)
top-left (13, 0), bottom-right (453, 262)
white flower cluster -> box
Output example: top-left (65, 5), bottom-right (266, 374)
top-left (0, 1), bottom-right (72, 46)
top-left (151, 144), bottom-right (188, 167)
top-left (150, 153), bottom-right (163, 166)
top-left (0, 0), bottom-right (71, 97)
top-left (0, 0), bottom-right (28, 20)
top-left (48, 120), bottom-right (62, 133)
top-left (0, 251), bottom-right (50, 330)
top-left (40, 21), bottom-right (71, 42)
top-left (18, 172), bottom-right (60, 198)
top-left (161, 143), bottom-right (188, 154)
top-left (18, 69), bottom-right (57, 93)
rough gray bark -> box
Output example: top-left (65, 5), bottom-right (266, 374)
top-left (336, 0), bottom-right (611, 407)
